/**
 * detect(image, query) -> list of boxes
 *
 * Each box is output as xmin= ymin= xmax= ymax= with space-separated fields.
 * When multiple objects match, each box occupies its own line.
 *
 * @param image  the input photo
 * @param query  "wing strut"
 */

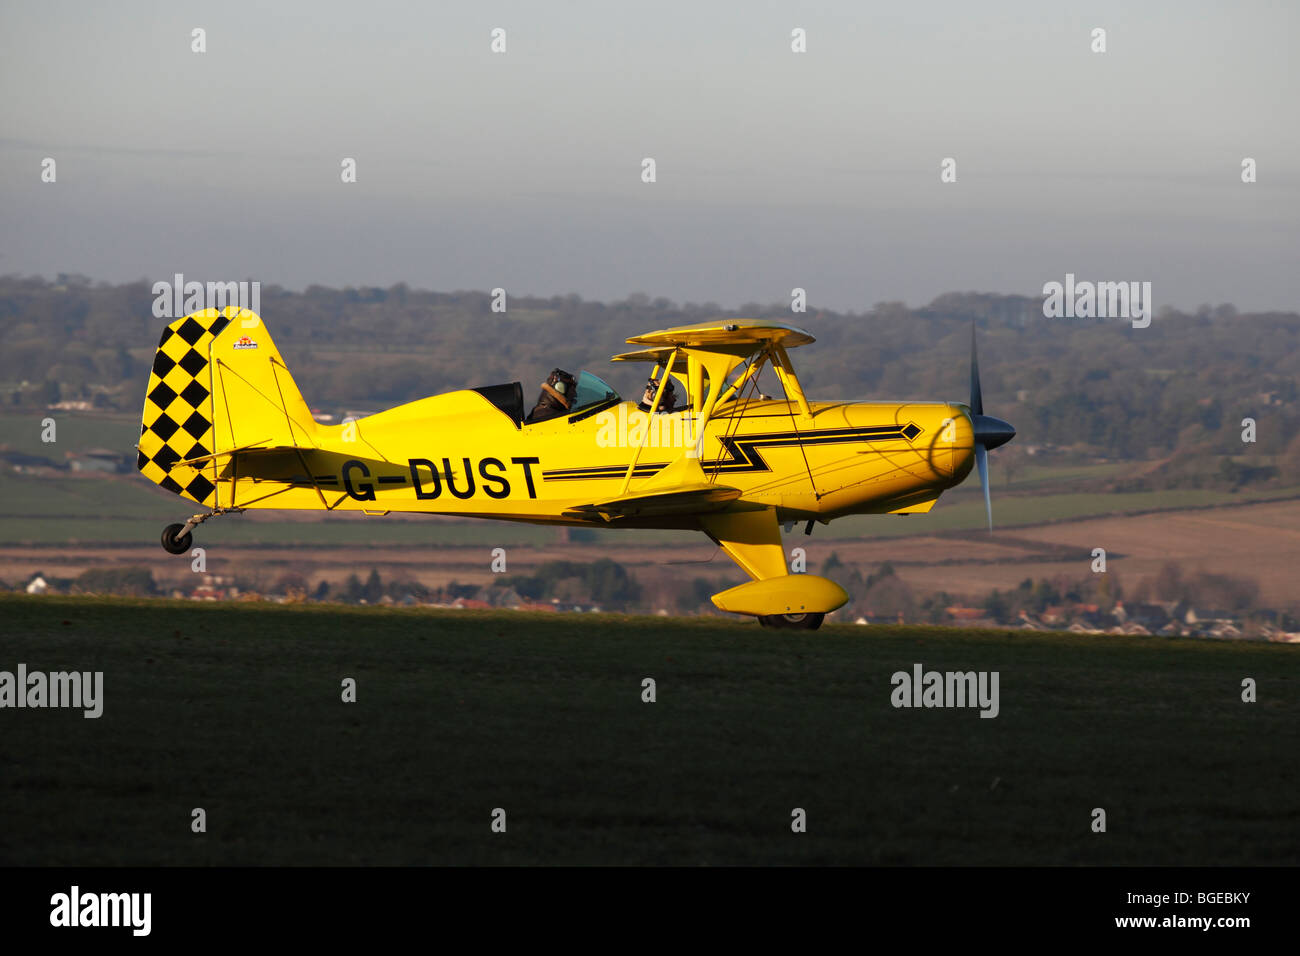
xmin=772 ymin=344 xmax=821 ymax=500
xmin=618 ymin=347 xmax=679 ymax=495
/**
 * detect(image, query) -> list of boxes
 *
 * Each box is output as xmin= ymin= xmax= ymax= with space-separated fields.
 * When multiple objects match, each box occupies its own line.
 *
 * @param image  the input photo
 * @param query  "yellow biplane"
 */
xmin=137 ymin=308 xmax=1014 ymax=629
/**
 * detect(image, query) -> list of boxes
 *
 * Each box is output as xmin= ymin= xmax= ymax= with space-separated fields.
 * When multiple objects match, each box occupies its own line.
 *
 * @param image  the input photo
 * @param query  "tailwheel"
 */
xmin=160 ymin=523 xmax=193 ymax=555
xmin=158 ymin=507 xmax=243 ymax=555
xmin=758 ymin=612 xmax=825 ymax=630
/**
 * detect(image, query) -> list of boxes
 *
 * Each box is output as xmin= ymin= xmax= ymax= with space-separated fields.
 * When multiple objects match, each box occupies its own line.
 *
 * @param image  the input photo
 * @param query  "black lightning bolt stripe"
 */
xmin=542 ymin=422 xmax=922 ymax=481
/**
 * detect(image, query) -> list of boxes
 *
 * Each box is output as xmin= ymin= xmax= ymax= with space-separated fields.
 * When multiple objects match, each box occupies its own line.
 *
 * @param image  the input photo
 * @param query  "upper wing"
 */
xmin=609 ymin=347 xmax=691 ymax=370
xmin=625 ymin=318 xmax=814 ymax=351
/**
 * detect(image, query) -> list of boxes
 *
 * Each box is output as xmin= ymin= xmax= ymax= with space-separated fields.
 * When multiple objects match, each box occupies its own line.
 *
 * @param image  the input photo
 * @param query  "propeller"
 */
xmin=968 ymin=322 xmax=1016 ymax=531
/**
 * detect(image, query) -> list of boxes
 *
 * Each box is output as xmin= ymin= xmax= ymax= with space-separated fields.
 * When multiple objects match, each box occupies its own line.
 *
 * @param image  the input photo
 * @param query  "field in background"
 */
xmin=4 ymin=411 xmax=1299 ymax=546
xmin=1 ymin=595 xmax=1296 ymax=866
xmin=4 ymin=495 xmax=1300 ymax=610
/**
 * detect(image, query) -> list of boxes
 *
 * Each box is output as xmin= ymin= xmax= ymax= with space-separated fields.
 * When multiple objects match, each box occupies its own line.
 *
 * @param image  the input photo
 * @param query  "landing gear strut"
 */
xmin=159 ymin=508 xmax=243 ymax=555
xmin=758 ymin=612 xmax=825 ymax=630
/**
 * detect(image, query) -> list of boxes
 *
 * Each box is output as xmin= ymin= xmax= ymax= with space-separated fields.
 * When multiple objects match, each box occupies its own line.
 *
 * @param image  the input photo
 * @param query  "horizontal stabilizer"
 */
xmin=173 ymin=440 xmax=279 ymax=468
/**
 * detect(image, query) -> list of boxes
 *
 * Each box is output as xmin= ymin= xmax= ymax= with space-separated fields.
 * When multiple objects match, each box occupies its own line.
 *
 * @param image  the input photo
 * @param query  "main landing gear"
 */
xmin=758 ymin=612 xmax=826 ymax=630
xmin=160 ymin=508 xmax=243 ymax=554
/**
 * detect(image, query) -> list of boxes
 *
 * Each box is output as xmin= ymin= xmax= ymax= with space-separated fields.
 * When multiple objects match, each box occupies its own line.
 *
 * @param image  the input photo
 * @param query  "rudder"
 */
xmin=137 ymin=310 xmax=230 ymax=505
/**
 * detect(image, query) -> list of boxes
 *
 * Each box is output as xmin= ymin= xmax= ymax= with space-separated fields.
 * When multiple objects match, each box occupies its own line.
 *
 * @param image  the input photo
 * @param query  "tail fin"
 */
xmin=137 ymin=307 xmax=317 ymax=506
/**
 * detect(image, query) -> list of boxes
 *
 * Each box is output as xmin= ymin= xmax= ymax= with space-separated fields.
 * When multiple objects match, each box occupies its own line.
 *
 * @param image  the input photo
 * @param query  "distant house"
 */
xmin=1 ymin=449 xmax=61 ymax=473
xmin=1120 ymin=602 xmax=1171 ymax=631
xmin=68 ymin=448 xmax=130 ymax=474
xmin=25 ymin=575 xmax=48 ymax=595
xmin=1041 ymin=605 xmax=1067 ymax=625
xmin=1207 ymin=623 xmax=1243 ymax=640
xmin=1074 ymin=606 xmax=1110 ymax=630
xmin=1184 ymin=607 xmax=1236 ymax=626
xmin=451 ymin=598 xmax=492 ymax=610
xmin=490 ymin=587 xmax=524 ymax=609
xmin=942 ymin=607 xmax=997 ymax=627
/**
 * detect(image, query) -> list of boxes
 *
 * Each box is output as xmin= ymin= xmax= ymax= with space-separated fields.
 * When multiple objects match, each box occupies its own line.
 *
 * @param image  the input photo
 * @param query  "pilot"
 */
xmin=525 ymin=368 xmax=578 ymax=423
xmin=638 ymin=377 xmax=677 ymax=413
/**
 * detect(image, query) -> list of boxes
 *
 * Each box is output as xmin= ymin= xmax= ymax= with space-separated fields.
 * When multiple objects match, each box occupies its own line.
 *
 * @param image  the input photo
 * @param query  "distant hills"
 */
xmin=2 ymin=275 xmax=1297 ymax=487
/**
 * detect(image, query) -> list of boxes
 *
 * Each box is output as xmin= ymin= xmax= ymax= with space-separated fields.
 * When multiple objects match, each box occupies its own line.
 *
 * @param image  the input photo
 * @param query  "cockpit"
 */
xmin=472 ymin=371 xmax=621 ymax=428
xmin=567 ymin=371 xmax=621 ymax=417
xmin=471 ymin=345 xmax=788 ymax=430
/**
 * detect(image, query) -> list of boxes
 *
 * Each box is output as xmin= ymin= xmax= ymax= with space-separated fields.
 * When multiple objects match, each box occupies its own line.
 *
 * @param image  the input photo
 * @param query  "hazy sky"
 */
xmin=2 ymin=0 xmax=1297 ymax=311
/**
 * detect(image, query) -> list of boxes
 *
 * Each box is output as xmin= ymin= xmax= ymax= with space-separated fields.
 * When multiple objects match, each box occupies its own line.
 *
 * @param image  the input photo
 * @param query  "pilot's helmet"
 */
xmin=546 ymin=369 xmax=573 ymax=397
xmin=643 ymin=378 xmax=676 ymax=406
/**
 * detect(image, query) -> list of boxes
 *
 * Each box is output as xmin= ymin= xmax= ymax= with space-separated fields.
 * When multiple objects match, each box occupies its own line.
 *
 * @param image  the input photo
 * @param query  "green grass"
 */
xmin=828 ymin=484 xmax=1300 ymax=538
xmin=0 ymin=472 xmax=165 ymax=518
xmin=2 ymin=467 xmax=1297 ymax=548
xmin=0 ymin=514 xmax=573 ymax=548
xmin=0 ymin=410 xmax=140 ymax=458
xmin=1 ymin=595 xmax=1296 ymax=865
xmin=0 ymin=473 xmax=691 ymax=548
xmin=1000 ymin=461 xmax=1130 ymax=490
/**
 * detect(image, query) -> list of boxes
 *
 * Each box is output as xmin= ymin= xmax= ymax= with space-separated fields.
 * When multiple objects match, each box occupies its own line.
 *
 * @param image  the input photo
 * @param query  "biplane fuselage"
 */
xmin=232 ymin=393 xmax=976 ymax=528
xmin=138 ymin=309 xmax=1010 ymax=627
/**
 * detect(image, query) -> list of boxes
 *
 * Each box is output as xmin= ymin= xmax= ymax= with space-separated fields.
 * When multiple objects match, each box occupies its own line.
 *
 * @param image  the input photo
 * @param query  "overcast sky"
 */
xmin=1 ymin=0 xmax=1297 ymax=312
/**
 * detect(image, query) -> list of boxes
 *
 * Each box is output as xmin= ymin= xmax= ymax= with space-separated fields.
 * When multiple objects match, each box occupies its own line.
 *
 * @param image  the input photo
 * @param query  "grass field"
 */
xmin=0 ymin=410 xmax=140 ymax=458
xmin=4 ymin=467 xmax=1299 ymax=549
xmin=1 ymin=595 xmax=1296 ymax=866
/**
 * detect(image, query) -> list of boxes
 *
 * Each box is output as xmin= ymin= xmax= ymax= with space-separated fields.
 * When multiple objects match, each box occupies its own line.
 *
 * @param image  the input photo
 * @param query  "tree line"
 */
xmin=3 ymin=275 xmax=1298 ymax=478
